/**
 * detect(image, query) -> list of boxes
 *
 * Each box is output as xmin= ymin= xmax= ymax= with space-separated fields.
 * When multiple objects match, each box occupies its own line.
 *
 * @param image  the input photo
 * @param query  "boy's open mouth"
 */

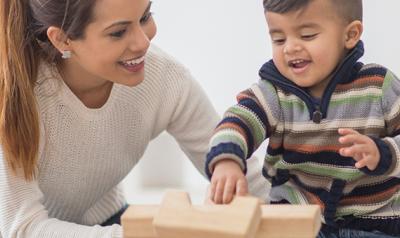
xmin=288 ymin=59 xmax=311 ymax=68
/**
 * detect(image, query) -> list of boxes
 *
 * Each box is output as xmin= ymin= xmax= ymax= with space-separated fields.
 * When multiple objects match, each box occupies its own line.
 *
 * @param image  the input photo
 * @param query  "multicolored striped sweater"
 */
xmin=206 ymin=41 xmax=400 ymax=234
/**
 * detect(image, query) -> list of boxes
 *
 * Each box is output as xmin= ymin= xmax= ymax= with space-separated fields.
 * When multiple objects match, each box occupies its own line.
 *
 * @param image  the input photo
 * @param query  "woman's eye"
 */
xmin=140 ymin=12 xmax=153 ymax=24
xmin=110 ymin=29 xmax=127 ymax=38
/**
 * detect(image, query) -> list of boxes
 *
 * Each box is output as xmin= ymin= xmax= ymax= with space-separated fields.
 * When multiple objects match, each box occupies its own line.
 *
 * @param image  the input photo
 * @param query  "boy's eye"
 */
xmin=140 ymin=12 xmax=153 ymax=24
xmin=301 ymin=33 xmax=318 ymax=40
xmin=110 ymin=29 xmax=126 ymax=38
xmin=272 ymin=39 xmax=285 ymax=45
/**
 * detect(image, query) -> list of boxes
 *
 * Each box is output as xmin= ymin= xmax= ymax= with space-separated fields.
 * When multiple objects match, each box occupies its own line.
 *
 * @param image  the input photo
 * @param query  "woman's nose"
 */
xmin=128 ymin=26 xmax=151 ymax=53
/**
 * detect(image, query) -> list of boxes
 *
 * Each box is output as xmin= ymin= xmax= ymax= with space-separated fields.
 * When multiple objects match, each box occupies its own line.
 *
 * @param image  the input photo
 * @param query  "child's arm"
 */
xmin=206 ymin=81 xmax=280 ymax=204
xmin=339 ymin=69 xmax=400 ymax=176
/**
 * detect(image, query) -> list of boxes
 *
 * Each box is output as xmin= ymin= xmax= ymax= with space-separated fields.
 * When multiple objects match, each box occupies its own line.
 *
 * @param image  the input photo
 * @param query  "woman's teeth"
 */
xmin=121 ymin=56 xmax=145 ymax=66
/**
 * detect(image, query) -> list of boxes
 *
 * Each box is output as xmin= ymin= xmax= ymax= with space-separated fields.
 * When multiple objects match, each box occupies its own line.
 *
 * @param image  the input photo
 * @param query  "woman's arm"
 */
xmin=0 ymin=129 xmax=122 ymax=238
xmin=166 ymin=70 xmax=219 ymax=178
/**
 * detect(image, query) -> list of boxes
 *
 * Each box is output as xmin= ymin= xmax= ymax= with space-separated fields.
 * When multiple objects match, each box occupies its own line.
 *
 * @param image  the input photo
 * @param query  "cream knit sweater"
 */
xmin=0 ymin=44 xmax=268 ymax=238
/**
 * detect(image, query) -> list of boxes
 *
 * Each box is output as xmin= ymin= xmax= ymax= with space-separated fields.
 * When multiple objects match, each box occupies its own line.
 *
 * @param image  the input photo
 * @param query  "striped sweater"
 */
xmin=206 ymin=41 xmax=400 ymax=234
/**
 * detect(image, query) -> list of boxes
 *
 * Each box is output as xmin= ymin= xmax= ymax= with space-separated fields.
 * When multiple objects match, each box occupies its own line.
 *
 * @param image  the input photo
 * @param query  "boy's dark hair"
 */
xmin=263 ymin=0 xmax=363 ymax=22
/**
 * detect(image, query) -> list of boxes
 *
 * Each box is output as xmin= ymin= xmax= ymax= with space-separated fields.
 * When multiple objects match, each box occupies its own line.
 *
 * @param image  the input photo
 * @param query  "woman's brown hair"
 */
xmin=0 ymin=0 xmax=94 ymax=181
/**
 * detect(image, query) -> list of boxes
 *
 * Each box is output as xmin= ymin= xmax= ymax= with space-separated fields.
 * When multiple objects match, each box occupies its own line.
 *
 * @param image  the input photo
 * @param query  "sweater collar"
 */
xmin=258 ymin=41 xmax=364 ymax=123
xmin=259 ymin=40 xmax=364 ymax=92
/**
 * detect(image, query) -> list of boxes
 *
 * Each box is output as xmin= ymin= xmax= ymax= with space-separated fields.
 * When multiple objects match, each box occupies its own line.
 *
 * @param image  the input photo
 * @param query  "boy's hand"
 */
xmin=209 ymin=159 xmax=248 ymax=204
xmin=338 ymin=128 xmax=380 ymax=171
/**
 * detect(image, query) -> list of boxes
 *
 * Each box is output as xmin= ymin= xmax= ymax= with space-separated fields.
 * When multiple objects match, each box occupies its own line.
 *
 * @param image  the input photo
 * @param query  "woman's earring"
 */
xmin=62 ymin=50 xmax=71 ymax=59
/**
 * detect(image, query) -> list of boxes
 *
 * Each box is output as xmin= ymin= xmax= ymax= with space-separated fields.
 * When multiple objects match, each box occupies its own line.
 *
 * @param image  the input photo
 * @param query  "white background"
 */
xmin=122 ymin=0 xmax=400 ymax=204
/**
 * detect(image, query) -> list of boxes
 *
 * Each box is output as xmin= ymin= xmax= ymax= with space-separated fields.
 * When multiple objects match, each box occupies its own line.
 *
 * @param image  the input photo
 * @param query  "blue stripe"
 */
xmin=205 ymin=142 xmax=247 ymax=179
xmin=283 ymin=150 xmax=356 ymax=167
xmin=218 ymin=117 xmax=254 ymax=158
xmin=358 ymin=66 xmax=387 ymax=78
xmin=238 ymin=97 xmax=269 ymax=135
xmin=345 ymin=177 xmax=400 ymax=197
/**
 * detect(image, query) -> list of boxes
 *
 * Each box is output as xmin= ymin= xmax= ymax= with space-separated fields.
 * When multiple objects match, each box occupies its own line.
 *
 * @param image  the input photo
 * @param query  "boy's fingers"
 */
xmin=340 ymin=144 xmax=369 ymax=159
xmin=223 ymin=179 xmax=235 ymax=204
xmin=236 ymin=178 xmax=248 ymax=196
xmin=338 ymin=128 xmax=359 ymax=135
xmin=214 ymin=179 xmax=225 ymax=204
xmin=355 ymin=159 xmax=368 ymax=169
xmin=209 ymin=180 xmax=217 ymax=200
xmin=339 ymin=134 xmax=366 ymax=145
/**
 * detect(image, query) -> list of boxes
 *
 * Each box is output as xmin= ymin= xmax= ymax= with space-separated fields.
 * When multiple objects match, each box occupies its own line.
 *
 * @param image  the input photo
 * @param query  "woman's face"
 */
xmin=67 ymin=0 xmax=156 ymax=87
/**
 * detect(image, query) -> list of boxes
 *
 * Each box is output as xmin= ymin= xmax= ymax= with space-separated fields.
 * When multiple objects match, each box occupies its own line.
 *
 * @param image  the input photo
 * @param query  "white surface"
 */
xmin=122 ymin=0 xmax=400 ymax=204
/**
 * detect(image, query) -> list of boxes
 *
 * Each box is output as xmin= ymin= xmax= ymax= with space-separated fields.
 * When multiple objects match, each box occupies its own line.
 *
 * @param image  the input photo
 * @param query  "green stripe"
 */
xmin=382 ymin=70 xmax=395 ymax=92
xmin=228 ymin=106 xmax=266 ymax=147
xmin=280 ymin=99 xmax=307 ymax=110
xmin=330 ymin=94 xmax=381 ymax=107
xmin=274 ymin=161 xmax=364 ymax=181
xmin=212 ymin=131 xmax=248 ymax=157
xmin=284 ymin=185 xmax=301 ymax=204
xmin=265 ymin=155 xmax=282 ymax=165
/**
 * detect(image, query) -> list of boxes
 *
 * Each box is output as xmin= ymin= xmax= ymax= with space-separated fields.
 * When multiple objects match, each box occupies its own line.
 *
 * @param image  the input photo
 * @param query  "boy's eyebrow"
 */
xmin=269 ymin=28 xmax=283 ymax=35
xmin=103 ymin=1 xmax=152 ymax=31
xmin=296 ymin=22 xmax=320 ymax=30
xmin=269 ymin=22 xmax=320 ymax=34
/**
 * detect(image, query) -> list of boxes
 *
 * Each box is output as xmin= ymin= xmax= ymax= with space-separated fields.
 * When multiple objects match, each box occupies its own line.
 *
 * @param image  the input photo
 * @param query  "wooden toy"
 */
xmin=122 ymin=190 xmax=321 ymax=238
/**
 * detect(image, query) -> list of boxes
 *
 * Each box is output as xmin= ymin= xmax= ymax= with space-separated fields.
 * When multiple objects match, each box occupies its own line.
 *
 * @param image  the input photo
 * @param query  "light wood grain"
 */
xmin=122 ymin=190 xmax=321 ymax=238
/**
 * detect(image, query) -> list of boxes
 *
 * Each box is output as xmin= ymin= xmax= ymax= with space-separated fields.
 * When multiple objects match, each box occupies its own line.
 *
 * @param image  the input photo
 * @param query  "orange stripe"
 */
xmin=215 ymin=122 xmax=248 ymax=143
xmin=340 ymin=184 xmax=400 ymax=205
xmin=284 ymin=144 xmax=341 ymax=153
xmin=236 ymin=92 xmax=254 ymax=101
xmin=336 ymin=76 xmax=384 ymax=91
xmin=268 ymin=141 xmax=283 ymax=150
xmin=303 ymin=189 xmax=325 ymax=210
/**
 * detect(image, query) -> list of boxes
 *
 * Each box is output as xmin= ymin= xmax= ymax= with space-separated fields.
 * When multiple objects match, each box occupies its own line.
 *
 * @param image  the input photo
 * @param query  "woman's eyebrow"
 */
xmin=103 ymin=1 xmax=153 ymax=31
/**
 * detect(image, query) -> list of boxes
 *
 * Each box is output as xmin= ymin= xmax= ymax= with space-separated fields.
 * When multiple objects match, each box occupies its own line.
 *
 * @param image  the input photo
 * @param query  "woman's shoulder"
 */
xmin=145 ymin=44 xmax=191 ymax=81
xmin=34 ymin=60 xmax=63 ymax=99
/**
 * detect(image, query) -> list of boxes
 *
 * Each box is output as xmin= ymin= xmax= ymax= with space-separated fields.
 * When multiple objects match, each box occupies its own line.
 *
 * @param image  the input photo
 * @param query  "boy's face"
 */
xmin=265 ymin=0 xmax=351 ymax=97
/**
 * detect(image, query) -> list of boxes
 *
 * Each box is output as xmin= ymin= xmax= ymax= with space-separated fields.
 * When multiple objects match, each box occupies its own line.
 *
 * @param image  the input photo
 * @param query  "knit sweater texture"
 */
xmin=206 ymin=41 xmax=400 ymax=234
xmin=0 ymin=44 xmax=221 ymax=238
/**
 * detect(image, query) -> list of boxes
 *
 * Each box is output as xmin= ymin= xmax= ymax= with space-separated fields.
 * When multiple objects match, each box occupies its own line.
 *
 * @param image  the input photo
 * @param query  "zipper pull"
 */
xmin=312 ymin=108 xmax=322 ymax=123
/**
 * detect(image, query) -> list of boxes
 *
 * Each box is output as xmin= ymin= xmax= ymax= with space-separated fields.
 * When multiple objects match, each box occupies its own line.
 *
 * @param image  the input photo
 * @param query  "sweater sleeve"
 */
xmin=0 ymin=124 xmax=122 ymax=238
xmin=205 ymin=80 xmax=280 ymax=179
xmin=165 ymin=66 xmax=220 ymax=178
xmin=374 ymin=69 xmax=400 ymax=177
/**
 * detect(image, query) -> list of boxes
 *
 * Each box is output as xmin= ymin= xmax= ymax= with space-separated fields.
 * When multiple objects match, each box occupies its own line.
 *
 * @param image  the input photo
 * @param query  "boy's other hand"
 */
xmin=338 ymin=128 xmax=380 ymax=171
xmin=209 ymin=159 xmax=248 ymax=204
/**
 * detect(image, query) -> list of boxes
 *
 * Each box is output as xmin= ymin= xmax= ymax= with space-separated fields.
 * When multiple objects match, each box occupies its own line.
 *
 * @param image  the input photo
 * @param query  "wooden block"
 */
xmin=121 ymin=190 xmax=321 ymax=238
xmin=121 ymin=205 xmax=158 ymax=238
xmin=152 ymin=190 xmax=262 ymax=238
xmin=256 ymin=205 xmax=321 ymax=238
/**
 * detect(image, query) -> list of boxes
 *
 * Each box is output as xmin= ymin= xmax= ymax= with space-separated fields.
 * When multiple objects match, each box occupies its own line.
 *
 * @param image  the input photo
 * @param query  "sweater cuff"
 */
xmin=359 ymin=137 xmax=392 ymax=176
xmin=205 ymin=142 xmax=247 ymax=180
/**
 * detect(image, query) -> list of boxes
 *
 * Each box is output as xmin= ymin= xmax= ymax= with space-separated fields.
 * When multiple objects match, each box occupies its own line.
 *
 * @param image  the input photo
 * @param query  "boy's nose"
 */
xmin=283 ymin=42 xmax=302 ymax=55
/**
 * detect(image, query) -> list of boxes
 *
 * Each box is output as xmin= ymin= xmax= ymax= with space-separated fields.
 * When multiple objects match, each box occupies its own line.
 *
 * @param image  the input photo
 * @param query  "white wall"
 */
xmin=122 ymin=0 xmax=400 ymax=204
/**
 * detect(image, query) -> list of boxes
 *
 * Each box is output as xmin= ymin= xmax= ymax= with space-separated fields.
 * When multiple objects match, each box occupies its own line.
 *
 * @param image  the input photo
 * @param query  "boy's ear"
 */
xmin=344 ymin=20 xmax=363 ymax=49
xmin=46 ymin=26 xmax=72 ymax=54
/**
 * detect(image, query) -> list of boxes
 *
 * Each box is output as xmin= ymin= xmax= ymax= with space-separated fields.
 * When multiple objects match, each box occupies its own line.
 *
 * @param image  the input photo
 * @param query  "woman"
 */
xmin=0 ymin=0 xmax=267 ymax=237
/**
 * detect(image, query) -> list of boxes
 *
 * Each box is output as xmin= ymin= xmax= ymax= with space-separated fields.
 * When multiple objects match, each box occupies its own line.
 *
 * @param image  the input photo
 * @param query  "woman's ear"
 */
xmin=344 ymin=20 xmax=363 ymax=49
xmin=46 ymin=26 xmax=71 ymax=55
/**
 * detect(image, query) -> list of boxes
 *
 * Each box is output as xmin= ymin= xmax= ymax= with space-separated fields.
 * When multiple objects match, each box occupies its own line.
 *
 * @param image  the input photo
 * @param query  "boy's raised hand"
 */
xmin=338 ymin=128 xmax=380 ymax=171
xmin=209 ymin=159 xmax=248 ymax=204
